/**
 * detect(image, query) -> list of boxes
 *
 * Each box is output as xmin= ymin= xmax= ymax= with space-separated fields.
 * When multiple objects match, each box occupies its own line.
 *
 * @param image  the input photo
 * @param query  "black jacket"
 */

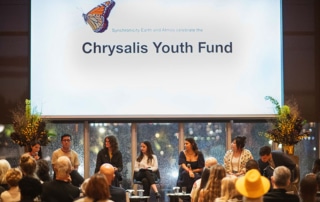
xmin=94 ymin=148 xmax=123 ymax=173
xmin=263 ymin=188 xmax=300 ymax=202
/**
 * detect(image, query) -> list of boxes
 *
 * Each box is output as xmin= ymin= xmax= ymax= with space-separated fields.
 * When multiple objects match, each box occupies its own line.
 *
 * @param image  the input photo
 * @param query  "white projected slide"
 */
xmin=31 ymin=0 xmax=283 ymax=119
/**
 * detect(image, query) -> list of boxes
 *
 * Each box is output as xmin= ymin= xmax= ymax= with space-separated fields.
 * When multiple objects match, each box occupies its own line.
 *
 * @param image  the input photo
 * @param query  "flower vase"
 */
xmin=283 ymin=145 xmax=294 ymax=155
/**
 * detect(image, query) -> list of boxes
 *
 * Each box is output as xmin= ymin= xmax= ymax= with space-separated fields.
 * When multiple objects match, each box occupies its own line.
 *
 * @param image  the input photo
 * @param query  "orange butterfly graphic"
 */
xmin=83 ymin=0 xmax=116 ymax=33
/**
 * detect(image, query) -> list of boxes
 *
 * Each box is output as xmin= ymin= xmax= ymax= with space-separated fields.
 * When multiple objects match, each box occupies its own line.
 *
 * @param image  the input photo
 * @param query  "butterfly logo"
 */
xmin=83 ymin=0 xmax=116 ymax=33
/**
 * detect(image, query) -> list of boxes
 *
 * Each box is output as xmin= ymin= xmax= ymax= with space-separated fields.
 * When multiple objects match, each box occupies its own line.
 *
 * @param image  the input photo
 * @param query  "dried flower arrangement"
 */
xmin=10 ymin=99 xmax=55 ymax=146
xmin=264 ymin=96 xmax=310 ymax=146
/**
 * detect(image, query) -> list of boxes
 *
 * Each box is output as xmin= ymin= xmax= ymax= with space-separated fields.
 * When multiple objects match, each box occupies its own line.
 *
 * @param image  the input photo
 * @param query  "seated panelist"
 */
xmin=134 ymin=141 xmax=161 ymax=199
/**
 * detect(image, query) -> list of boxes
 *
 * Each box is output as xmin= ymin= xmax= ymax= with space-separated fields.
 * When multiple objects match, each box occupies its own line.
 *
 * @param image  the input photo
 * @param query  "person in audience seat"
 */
xmin=0 ymin=159 xmax=11 ymax=191
xmin=41 ymin=156 xmax=80 ymax=202
xmin=235 ymin=169 xmax=270 ymax=202
xmin=19 ymin=176 xmax=42 ymax=202
xmin=299 ymin=173 xmax=317 ymax=202
xmin=74 ymin=173 xmax=113 ymax=202
xmin=198 ymin=164 xmax=226 ymax=202
xmin=263 ymin=166 xmax=299 ymax=202
xmin=100 ymin=163 xmax=126 ymax=202
xmin=190 ymin=157 xmax=217 ymax=202
xmin=215 ymin=175 xmax=240 ymax=202
xmin=0 ymin=168 xmax=22 ymax=202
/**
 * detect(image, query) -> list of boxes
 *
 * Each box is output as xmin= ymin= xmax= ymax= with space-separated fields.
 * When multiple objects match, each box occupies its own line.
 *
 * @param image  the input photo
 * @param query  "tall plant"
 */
xmin=264 ymin=96 xmax=310 ymax=145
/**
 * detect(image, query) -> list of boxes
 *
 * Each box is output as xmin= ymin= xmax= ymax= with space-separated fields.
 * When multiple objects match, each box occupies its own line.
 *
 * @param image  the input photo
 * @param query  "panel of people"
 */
xmin=1 ymin=134 xmax=318 ymax=202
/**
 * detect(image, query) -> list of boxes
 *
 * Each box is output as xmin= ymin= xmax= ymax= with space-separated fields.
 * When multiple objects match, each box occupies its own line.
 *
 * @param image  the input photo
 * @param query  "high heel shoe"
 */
xmin=155 ymin=192 xmax=161 ymax=198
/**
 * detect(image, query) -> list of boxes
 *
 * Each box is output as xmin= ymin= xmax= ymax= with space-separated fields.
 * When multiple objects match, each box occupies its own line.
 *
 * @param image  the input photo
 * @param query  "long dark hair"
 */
xmin=194 ymin=168 xmax=210 ymax=201
xmin=185 ymin=137 xmax=200 ymax=155
xmin=104 ymin=135 xmax=119 ymax=153
xmin=36 ymin=159 xmax=51 ymax=182
xmin=137 ymin=141 xmax=154 ymax=164
xmin=232 ymin=136 xmax=246 ymax=150
xmin=28 ymin=140 xmax=42 ymax=159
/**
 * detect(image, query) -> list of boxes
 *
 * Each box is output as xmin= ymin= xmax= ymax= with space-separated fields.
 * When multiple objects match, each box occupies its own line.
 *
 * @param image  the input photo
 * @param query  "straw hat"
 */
xmin=235 ymin=169 xmax=270 ymax=198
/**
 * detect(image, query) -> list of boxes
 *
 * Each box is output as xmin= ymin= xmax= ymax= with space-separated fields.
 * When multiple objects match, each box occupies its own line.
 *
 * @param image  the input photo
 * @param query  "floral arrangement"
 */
xmin=10 ymin=99 xmax=55 ymax=146
xmin=264 ymin=96 xmax=310 ymax=146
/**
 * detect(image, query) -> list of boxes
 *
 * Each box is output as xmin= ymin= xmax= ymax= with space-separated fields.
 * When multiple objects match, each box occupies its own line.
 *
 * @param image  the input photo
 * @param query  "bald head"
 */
xmin=99 ymin=163 xmax=114 ymax=184
xmin=205 ymin=157 xmax=217 ymax=168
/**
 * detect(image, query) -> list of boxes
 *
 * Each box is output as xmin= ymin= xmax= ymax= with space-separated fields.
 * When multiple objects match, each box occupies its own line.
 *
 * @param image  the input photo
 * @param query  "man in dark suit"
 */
xmin=263 ymin=166 xmax=299 ymax=202
xmin=100 ymin=163 xmax=126 ymax=202
xmin=258 ymin=146 xmax=296 ymax=182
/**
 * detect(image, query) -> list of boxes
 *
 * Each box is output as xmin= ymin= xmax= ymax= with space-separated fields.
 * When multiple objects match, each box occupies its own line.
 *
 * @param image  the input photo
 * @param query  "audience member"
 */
xmin=191 ymin=167 xmax=210 ymax=202
xmin=315 ymin=172 xmax=320 ymax=202
xmin=258 ymin=146 xmax=296 ymax=181
xmin=100 ymin=163 xmax=126 ymax=202
xmin=245 ymin=159 xmax=259 ymax=172
xmin=26 ymin=140 xmax=41 ymax=160
xmin=79 ymin=178 xmax=90 ymax=197
xmin=0 ymin=168 xmax=22 ymax=202
xmin=95 ymin=135 xmax=123 ymax=187
xmin=190 ymin=157 xmax=217 ymax=202
xmin=19 ymin=153 xmax=38 ymax=179
xmin=299 ymin=174 xmax=317 ymax=202
xmin=75 ymin=173 xmax=113 ymax=202
xmin=36 ymin=159 xmax=52 ymax=182
xmin=235 ymin=169 xmax=270 ymax=202
xmin=198 ymin=164 xmax=226 ymax=202
xmin=224 ymin=136 xmax=253 ymax=177
xmin=312 ymin=159 xmax=320 ymax=174
xmin=134 ymin=140 xmax=160 ymax=198
xmin=263 ymin=166 xmax=299 ymax=202
xmin=51 ymin=133 xmax=84 ymax=187
xmin=19 ymin=176 xmax=42 ymax=202
xmin=215 ymin=175 xmax=240 ymax=202
xmin=41 ymin=156 xmax=80 ymax=202
xmin=0 ymin=159 xmax=11 ymax=191
xmin=177 ymin=137 xmax=205 ymax=196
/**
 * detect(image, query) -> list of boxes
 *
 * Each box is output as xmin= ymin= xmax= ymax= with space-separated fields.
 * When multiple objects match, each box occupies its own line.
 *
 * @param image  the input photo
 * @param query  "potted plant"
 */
xmin=10 ymin=99 xmax=55 ymax=149
xmin=264 ymin=96 xmax=310 ymax=154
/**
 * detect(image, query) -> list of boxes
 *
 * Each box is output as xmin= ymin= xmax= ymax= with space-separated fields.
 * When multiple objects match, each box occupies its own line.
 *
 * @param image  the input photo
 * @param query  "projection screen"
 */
xmin=30 ymin=0 xmax=283 ymax=119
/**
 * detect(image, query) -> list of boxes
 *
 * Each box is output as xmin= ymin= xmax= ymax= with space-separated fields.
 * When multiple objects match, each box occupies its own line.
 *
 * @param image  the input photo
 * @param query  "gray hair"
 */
xmin=0 ymin=159 xmax=11 ymax=184
xmin=55 ymin=156 xmax=72 ymax=177
xmin=273 ymin=166 xmax=291 ymax=187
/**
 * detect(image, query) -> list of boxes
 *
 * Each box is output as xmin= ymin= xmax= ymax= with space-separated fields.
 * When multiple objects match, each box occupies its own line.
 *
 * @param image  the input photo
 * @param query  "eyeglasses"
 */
xmin=62 ymin=139 xmax=71 ymax=142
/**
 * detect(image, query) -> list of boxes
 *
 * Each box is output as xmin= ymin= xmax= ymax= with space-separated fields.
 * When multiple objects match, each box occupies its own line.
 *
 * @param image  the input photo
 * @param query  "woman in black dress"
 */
xmin=177 ymin=137 xmax=205 ymax=195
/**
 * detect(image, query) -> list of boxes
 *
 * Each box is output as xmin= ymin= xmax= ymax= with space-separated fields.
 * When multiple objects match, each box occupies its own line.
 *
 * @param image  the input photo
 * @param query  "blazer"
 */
xmin=258 ymin=151 xmax=296 ymax=180
xmin=95 ymin=148 xmax=123 ymax=173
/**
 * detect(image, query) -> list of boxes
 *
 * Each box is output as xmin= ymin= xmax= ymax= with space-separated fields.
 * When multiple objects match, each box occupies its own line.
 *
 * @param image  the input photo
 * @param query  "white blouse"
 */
xmin=134 ymin=154 xmax=158 ymax=172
